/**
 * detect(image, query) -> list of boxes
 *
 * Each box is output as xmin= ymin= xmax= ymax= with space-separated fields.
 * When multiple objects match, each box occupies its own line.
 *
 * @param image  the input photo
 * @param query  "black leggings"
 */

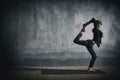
xmin=73 ymin=32 xmax=97 ymax=68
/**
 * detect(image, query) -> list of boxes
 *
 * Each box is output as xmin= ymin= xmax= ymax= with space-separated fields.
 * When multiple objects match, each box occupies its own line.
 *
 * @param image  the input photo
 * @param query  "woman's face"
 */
xmin=98 ymin=23 xmax=102 ymax=29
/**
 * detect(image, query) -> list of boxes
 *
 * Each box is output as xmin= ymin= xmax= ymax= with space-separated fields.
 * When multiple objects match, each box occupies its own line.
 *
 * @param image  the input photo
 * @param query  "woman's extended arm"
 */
xmin=81 ymin=18 xmax=95 ymax=32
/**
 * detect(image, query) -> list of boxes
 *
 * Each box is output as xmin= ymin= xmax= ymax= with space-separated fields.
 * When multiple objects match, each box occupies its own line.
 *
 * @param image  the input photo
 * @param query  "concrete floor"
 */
xmin=2 ymin=66 xmax=120 ymax=80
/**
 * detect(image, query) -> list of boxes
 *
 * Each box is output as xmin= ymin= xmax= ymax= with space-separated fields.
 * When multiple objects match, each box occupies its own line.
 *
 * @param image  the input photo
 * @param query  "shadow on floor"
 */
xmin=41 ymin=69 xmax=106 ymax=75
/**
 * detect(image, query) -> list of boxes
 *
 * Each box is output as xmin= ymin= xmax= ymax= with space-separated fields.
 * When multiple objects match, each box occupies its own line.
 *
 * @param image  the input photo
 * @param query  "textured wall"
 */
xmin=1 ymin=0 xmax=120 ymax=67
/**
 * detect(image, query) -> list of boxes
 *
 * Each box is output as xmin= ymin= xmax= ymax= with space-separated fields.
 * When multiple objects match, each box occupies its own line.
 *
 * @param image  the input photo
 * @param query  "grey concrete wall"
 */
xmin=1 ymin=0 xmax=120 ymax=67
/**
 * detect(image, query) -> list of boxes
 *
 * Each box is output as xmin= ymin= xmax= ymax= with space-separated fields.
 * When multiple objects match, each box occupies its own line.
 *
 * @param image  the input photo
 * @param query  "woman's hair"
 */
xmin=97 ymin=20 xmax=102 ymax=25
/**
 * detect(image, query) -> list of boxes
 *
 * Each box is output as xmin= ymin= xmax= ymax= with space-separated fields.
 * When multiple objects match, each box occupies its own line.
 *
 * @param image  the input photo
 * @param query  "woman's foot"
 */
xmin=88 ymin=67 xmax=96 ymax=72
xmin=80 ymin=28 xmax=85 ymax=34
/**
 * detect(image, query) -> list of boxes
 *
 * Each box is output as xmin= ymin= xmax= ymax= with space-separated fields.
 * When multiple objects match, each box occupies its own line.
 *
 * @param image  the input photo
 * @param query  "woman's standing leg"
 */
xmin=86 ymin=47 xmax=97 ymax=71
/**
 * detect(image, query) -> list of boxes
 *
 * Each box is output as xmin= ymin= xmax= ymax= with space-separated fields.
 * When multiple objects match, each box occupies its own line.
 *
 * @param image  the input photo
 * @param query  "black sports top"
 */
xmin=90 ymin=18 xmax=103 ymax=47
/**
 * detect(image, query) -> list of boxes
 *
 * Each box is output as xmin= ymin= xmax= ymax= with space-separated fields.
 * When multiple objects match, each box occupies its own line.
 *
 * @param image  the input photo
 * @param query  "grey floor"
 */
xmin=3 ymin=66 xmax=120 ymax=80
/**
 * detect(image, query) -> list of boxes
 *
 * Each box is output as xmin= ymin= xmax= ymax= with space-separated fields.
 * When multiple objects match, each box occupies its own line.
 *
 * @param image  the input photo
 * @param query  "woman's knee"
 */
xmin=73 ymin=39 xmax=78 ymax=43
xmin=92 ymin=54 xmax=97 ymax=60
xmin=74 ymin=40 xmax=86 ymax=46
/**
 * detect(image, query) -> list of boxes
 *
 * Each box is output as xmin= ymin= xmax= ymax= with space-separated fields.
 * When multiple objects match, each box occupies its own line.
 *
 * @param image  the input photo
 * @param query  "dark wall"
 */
xmin=0 ymin=0 xmax=120 ymax=67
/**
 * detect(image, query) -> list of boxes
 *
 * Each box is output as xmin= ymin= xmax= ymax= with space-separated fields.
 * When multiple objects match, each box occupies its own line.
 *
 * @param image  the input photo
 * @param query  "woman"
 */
xmin=73 ymin=18 xmax=103 ymax=72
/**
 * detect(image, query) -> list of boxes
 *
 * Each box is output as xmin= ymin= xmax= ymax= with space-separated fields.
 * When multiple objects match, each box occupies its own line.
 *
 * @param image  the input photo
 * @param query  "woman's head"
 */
xmin=97 ymin=20 xmax=102 ymax=29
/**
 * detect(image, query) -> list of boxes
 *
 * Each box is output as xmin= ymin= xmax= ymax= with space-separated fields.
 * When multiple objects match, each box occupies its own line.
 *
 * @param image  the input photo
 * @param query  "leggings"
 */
xmin=73 ymin=32 xmax=97 ymax=68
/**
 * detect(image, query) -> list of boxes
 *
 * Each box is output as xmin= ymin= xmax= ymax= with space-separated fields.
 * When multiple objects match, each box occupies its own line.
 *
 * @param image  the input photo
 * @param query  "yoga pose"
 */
xmin=73 ymin=18 xmax=103 ymax=72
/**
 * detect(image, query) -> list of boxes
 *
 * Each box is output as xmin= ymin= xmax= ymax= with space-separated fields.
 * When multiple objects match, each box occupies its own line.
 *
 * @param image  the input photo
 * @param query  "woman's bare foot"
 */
xmin=80 ymin=28 xmax=85 ymax=34
xmin=88 ymin=67 xmax=96 ymax=72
